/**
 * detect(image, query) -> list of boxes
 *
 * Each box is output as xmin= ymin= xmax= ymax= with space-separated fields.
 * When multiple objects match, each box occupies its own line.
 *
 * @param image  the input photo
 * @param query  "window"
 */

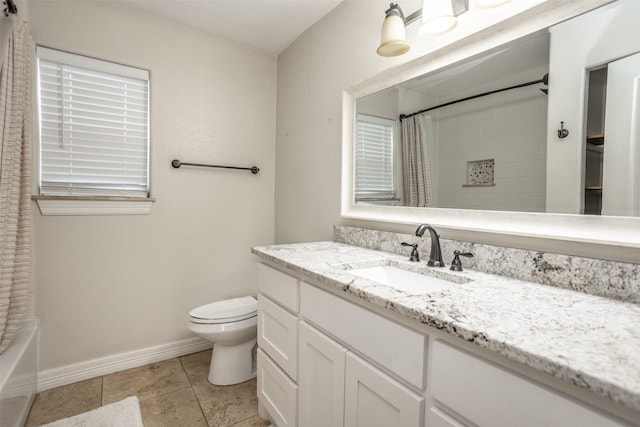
xmin=36 ymin=47 xmax=150 ymax=199
xmin=354 ymin=114 xmax=396 ymax=201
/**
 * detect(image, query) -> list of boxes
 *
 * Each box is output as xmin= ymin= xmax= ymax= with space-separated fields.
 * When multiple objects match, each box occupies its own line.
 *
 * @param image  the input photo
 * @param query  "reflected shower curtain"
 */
xmin=0 ymin=16 xmax=33 ymax=354
xmin=401 ymin=115 xmax=433 ymax=207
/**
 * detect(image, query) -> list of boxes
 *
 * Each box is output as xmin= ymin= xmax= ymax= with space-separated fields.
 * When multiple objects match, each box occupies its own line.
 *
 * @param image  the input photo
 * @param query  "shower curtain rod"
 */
xmin=3 ymin=0 xmax=17 ymax=16
xmin=399 ymin=75 xmax=547 ymax=121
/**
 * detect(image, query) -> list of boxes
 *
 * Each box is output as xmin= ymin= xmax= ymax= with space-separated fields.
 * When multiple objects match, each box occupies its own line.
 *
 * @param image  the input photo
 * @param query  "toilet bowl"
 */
xmin=188 ymin=295 xmax=258 ymax=386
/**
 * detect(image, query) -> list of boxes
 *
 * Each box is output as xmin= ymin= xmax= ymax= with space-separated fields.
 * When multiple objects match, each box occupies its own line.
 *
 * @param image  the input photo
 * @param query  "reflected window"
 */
xmin=354 ymin=114 xmax=396 ymax=202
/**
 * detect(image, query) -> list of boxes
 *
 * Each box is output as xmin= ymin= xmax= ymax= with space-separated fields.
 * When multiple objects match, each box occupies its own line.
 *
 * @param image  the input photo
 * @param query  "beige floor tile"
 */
xmin=230 ymin=415 xmax=272 ymax=427
xmin=139 ymin=387 xmax=208 ymax=427
xmin=180 ymin=349 xmax=212 ymax=386
xmin=24 ymin=351 xmax=264 ymax=427
xmin=25 ymin=377 xmax=102 ymax=426
xmin=194 ymin=378 xmax=260 ymax=427
xmin=102 ymin=358 xmax=191 ymax=404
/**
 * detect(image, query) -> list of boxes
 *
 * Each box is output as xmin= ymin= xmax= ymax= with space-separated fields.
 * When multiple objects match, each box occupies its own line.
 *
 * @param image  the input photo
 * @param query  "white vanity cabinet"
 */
xmin=299 ymin=282 xmax=427 ymax=389
xmin=256 ymin=262 xmax=633 ymax=427
xmin=298 ymin=282 xmax=425 ymax=427
xmin=257 ymin=263 xmax=426 ymax=427
xmin=256 ymin=264 xmax=300 ymax=427
xmin=298 ymin=320 xmax=424 ymax=427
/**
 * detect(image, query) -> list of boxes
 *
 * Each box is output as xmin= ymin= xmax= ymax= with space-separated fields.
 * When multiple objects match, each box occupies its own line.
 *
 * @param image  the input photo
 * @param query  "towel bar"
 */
xmin=171 ymin=159 xmax=259 ymax=174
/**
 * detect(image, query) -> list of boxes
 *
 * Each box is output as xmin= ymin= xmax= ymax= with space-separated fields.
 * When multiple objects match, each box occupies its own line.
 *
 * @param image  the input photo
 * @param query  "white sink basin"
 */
xmin=349 ymin=265 xmax=456 ymax=293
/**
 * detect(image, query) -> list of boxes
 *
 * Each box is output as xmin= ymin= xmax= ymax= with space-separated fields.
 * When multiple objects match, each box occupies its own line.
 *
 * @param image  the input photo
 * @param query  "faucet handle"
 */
xmin=450 ymin=250 xmax=473 ymax=271
xmin=401 ymin=242 xmax=420 ymax=262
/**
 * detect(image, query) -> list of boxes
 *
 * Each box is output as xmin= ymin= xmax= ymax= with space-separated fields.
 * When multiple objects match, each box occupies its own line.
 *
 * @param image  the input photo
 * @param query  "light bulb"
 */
xmin=418 ymin=0 xmax=458 ymax=37
xmin=475 ymin=0 xmax=512 ymax=8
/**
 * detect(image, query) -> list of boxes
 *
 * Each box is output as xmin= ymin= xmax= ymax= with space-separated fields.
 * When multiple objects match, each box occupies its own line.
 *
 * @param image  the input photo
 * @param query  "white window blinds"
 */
xmin=37 ymin=47 xmax=150 ymax=197
xmin=354 ymin=114 xmax=396 ymax=200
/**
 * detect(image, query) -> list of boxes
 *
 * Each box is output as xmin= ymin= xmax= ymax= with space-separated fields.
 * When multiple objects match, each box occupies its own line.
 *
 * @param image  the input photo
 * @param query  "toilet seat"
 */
xmin=189 ymin=296 xmax=257 ymax=324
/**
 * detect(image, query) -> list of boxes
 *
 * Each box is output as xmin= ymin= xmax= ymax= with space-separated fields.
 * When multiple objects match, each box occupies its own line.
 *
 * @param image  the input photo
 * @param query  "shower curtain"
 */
xmin=0 ymin=16 xmax=33 ymax=354
xmin=401 ymin=115 xmax=433 ymax=207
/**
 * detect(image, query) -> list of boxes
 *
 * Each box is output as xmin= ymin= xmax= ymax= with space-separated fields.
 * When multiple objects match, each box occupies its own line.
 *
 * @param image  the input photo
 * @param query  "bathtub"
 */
xmin=0 ymin=320 xmax=37 ymax=427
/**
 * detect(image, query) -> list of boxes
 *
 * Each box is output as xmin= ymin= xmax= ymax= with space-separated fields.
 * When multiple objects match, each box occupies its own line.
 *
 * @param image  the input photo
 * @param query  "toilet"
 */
xmin=188 ymin=295 xmax=258 ymax=386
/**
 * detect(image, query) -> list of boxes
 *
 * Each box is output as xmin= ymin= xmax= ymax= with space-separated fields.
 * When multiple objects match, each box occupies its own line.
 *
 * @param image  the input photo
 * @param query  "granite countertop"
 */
xmin=252 ymin=241 xmax=640 ymax=413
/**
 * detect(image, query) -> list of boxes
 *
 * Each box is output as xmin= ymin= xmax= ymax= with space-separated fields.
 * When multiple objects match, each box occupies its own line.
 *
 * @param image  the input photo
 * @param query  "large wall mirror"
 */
xmin=342 ymin=0 xmax=640 ymax=259
xmin=356 ymin=33 xmax=550 ymax=213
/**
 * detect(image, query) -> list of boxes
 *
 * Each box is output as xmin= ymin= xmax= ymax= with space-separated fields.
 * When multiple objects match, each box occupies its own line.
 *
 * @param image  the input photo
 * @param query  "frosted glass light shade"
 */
xmin=418 ymin=0 xmax=458 ymax=36
xmin=377 ymin=13 xmax=410 ymax=57
xmin=475 ymin=0 xmax=511 ymax=7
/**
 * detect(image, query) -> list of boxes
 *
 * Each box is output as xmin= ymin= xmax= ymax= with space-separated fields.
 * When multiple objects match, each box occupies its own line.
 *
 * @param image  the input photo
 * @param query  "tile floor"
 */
xmin=25 ymin=350 xmax=271 ymax=427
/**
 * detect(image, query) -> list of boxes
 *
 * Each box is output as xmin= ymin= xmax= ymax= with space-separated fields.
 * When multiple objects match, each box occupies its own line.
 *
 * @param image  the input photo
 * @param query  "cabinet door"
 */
xmin=298 ymin=322 xmax=346 ymax=427
xmin=344 ymin=353 xmax=424 ymax=427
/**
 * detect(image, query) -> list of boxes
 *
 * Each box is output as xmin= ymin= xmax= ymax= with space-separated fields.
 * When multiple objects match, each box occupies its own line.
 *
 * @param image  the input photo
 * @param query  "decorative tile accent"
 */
xmin=466 ymin=158 xmax=495 ymax=186
xmin=333 ymin=225 xmax=640 ymax=304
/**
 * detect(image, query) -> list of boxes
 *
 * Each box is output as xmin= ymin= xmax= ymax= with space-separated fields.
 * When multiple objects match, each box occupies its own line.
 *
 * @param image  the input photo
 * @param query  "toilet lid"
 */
xmin=189 ymin=296 xmax=257 ymax=323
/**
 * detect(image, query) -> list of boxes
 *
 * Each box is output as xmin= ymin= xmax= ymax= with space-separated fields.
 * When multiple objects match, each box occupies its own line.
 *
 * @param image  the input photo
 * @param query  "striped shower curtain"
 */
xmin=401 ymin=115 xmax=433 ymax=207
xmin=0 ymin=16 xmax=33 ymax=354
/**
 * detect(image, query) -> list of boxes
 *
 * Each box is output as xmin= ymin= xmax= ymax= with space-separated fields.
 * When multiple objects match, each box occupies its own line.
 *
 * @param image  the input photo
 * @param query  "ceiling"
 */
xmin=113 ymin=0 xmax=343 ymax=55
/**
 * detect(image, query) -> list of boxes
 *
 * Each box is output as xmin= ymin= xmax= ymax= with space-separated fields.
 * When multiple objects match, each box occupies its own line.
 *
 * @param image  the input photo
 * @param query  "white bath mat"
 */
xmin=40 ymin=396 xmax=144 ymax=427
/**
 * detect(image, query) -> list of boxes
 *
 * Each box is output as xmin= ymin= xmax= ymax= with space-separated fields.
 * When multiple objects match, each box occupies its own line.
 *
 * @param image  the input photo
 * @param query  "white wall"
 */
xmin=28 ymin=0 xmax=276 ymax=375
xmin=602 ymin=53 xmax=640 ymax=216
xmin=357 ymin=88 xmax=397 ymax=119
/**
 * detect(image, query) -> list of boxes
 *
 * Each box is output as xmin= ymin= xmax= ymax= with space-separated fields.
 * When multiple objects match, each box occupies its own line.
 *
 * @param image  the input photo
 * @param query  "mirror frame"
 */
xmin=342 ymin=0 xmax=640 ymax=262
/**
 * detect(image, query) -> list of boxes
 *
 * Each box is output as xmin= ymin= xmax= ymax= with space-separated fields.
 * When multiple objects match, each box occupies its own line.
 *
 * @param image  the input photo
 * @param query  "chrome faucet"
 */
xmin=415 ymin=224 xmax=444 ymax=267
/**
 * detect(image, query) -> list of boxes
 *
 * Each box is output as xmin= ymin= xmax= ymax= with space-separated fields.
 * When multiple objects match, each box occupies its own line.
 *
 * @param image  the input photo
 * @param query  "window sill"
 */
xmin=32 ymin=196 xmax=155 ymax=216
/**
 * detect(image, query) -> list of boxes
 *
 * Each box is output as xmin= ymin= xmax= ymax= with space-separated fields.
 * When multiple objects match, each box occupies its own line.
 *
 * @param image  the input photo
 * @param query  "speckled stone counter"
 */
xmin=334 ymin=225 xmax=640 ymax=303
xmin=252 ymin=241 xmax=640 ymax=413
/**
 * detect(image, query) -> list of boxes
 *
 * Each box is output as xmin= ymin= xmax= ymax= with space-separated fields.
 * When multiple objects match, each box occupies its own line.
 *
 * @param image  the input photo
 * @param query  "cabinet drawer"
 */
xmin=257 ymin=349 xmax=298 ymax=427
xmin=258 ymin=264 xmax=299 ymax=312
xmin=428 ymin=407 xmax=466 ymax=427
xmin=430 ymin=340 xmax=627 ymax=427
xmin=300 ymin=282 xmax=426 ymax=389
xmin=258 ymin=295 xmax=298 ymax=380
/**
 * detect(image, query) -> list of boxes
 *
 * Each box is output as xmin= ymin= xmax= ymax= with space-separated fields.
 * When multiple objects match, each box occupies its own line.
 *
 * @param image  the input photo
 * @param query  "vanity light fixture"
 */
xmin=377 ymin=0 xmax=469 ymax=57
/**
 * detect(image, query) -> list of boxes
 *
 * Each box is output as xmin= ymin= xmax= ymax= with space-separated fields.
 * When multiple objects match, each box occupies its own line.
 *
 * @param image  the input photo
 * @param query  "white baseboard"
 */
xmin=37 ymin=337 xmax=212 ymax=392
